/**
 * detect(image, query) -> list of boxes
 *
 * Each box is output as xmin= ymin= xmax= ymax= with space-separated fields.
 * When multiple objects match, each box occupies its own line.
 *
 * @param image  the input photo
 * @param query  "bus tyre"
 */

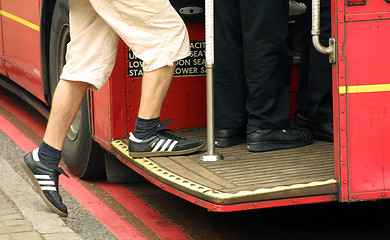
xmin=49 ymin=0 xmax=105 ymax=179
xmin=62 ymin=96 xmax=106 ymax=179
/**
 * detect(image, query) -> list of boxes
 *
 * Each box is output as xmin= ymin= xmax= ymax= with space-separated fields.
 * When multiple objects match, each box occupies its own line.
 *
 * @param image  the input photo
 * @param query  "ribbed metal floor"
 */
xmin=112 ymin=128 xmax=337 ymax=205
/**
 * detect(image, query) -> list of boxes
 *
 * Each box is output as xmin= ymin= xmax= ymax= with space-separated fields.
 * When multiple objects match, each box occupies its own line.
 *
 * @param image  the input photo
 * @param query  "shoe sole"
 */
xmin=20 ymin=158 xmax=68 ymax=217
xmin=247 ymin=138 xmax=313 ymax=152
xmin=215 ymin=137 xmax=246 ymax=148
xmin=312 ymin=131 xmax=333 ymax=142
xmin=129 ymin=142 xmax=206 ymax=158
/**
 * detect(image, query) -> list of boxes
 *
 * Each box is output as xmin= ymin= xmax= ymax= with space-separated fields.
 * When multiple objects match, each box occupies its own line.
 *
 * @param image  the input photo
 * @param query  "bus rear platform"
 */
xmin=111 ymin=128 xmax=337 ymax=212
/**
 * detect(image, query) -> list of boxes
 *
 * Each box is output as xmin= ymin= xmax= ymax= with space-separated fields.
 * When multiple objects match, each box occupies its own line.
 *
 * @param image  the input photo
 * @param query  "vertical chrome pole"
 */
xmin=200 ymin=0 xmax=223 ymax=162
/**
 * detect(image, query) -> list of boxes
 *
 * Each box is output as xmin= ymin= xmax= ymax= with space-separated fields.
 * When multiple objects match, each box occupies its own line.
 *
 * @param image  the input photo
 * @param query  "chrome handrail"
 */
xmin=312 ymin=0 xmax=336 ymax=63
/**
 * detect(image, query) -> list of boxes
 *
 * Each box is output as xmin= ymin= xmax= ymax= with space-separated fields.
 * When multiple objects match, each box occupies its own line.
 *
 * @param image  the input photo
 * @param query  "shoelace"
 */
xmin=55 ymin=167 xmax=70 ymax=178
xmin=156 ymin=130 xmax=183 ymax=141
xmin=154 ymin=118 xmax=184 ymax=141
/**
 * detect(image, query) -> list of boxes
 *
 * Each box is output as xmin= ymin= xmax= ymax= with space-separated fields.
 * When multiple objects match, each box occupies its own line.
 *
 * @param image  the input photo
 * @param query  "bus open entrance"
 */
xmin=99 ymin=0 xmax=390 ymax=211
xmin=99 ymin=0 xmax=339 ymax=212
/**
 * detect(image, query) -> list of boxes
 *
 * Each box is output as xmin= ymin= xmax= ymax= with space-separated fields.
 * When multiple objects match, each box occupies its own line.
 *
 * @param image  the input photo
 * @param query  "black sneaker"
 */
xmin=21 ymin=149 xmax=69 ymax=217
xmin=215 ymin=128 xmax=246 ymax=148
xmin=247 ymin=126 xmax=313 ymax=152
xmin=128 ymin=119 xmax=205 ymax=157
xmin=295 ymin=113 xmax=334 ymax=142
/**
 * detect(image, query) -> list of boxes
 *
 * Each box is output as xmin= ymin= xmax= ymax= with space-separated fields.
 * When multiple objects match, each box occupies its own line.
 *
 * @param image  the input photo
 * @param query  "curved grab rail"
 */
xmin=312 ymin=0 xmax=336 ymax=63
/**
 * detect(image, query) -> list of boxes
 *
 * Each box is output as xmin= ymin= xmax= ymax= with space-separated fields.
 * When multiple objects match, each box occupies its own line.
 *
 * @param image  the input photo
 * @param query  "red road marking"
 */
xmin=99 ymin=182 xmax=190 ymax=240
xmin=0 ymin=91 xmax=46 ymax=136
xmin=0 ymin=104 xmax=146 ymax=239
xmin=0 ymin=114 xmax=37 ymax=153
xmin=0 ymin=89 xmax=190 ymax=239
xmin=60 ymin=172 xmax=147 ymax=240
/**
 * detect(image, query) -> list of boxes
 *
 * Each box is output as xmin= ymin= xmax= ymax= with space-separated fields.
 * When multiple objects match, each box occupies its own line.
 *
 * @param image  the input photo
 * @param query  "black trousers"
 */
xmin=295 ymin=0 xmax=333 ymax=123
xmin=214 ymin=0 xmax=292 ymax=130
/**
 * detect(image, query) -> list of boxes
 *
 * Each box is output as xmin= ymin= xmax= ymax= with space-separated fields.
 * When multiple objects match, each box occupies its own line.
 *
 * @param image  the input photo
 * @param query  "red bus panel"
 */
xmin=1 ymin=1 xmax=43 ymax=101
xmin=342 ymin=4 xmax=390 ymax=196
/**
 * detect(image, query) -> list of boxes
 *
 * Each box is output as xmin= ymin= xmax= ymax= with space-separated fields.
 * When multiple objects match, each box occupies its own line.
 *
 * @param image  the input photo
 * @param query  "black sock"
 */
xmin=38 ymin=142 xmax=62 ymax=170
xmin=133 ymin=117 xmax=161 ymax=140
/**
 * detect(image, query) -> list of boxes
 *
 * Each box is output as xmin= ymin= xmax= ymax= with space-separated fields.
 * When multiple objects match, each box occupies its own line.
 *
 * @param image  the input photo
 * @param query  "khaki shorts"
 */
xmin=60 ymin=0 xmax=190 ymax=91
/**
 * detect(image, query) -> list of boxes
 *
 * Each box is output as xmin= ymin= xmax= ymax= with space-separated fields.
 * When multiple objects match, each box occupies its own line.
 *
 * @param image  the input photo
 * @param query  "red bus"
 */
xmin=1 ymin=0 xmax=390 ymax=212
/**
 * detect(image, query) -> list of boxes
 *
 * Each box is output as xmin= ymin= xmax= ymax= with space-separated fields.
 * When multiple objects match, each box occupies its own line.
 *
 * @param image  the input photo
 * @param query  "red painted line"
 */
xmin=0 ymin=89 xmax=191 ymax=239
xmin=0 ymin=114 xmax=37 ymax=153
xmin=0 ymin=91 xmax=46 ymax=137
xmin=0 ymin=104 xmax=146 ymax=239
xmin=60 ymin=173 xmax=147 ymax=240
xmin=99 ymin=182 xmax=190 ymax=240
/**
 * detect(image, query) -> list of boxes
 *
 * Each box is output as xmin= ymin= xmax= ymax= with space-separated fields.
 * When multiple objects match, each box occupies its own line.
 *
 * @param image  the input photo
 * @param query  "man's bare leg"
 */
xmin=43 ymin=64 xmax=175 ymax=149
xmin=138 ymin=64 xmax=176 ymax=119
xmin=128 ymin=63 xmax=205 ymax=157
xmin=21 ymin=79 xmax=89 ymax=217
xmin=43 ymin=80 xmax=90 ymax=150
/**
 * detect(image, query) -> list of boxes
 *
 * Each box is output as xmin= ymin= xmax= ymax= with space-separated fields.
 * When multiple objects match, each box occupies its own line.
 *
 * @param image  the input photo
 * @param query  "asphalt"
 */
xmin=0 ymin=156 xmax=82 ymax=240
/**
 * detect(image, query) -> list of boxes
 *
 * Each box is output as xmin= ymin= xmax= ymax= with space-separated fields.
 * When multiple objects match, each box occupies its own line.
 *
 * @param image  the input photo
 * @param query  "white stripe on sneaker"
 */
xmin=160 ymin=139 xmax=172 ymax=151
xmin=152 ymin=139 xmax=178 ymax=152
xmin=38 ymin=180 xmax=55 ymax=185
xmin=167 ymin=140 xmax=178 ymax=151
xmin=35 ymin=175 xmax=51 ymax=180
xmin=41 ymin=186 xmax=57 ymax=191
xmin=152 ymin=139 xmax=165 ymax=152
xmin=35 ymin=174 xmax=57 ymax=191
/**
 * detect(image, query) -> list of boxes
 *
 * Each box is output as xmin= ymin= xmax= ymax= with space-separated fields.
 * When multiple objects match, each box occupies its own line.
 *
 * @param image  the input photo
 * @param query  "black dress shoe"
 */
xmin=247 ymin=126 xmax=313 ymax=152
xmin=215 ymin=128 xmax=246 ymax=147
xmin=295 ymin=113 xmax=333 ymax=142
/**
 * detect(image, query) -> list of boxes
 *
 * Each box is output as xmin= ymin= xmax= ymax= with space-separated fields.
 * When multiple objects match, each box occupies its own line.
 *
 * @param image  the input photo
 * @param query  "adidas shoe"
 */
xmin=128 ymin=119 xmax=205 ymax=157
xmin=21 ymin=148 xmax=69 ymax=217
